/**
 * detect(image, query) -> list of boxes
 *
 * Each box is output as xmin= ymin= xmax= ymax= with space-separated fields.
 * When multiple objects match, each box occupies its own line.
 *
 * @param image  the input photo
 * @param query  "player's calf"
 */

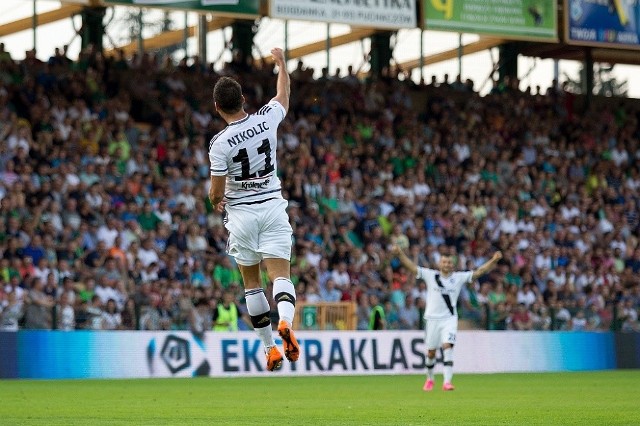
xmin=273 ymin=277 xmax=300 ymax=362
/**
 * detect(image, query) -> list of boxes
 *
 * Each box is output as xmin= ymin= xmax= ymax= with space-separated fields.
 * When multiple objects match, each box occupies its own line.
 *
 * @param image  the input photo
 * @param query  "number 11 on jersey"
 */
xmin=232 ymin=139 xmax=274 ymax=181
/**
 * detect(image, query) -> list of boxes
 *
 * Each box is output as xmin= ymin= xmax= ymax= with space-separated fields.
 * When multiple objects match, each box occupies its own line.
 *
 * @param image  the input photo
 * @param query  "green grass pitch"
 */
xmin=1 ymin=371 xmax=639 ymax=425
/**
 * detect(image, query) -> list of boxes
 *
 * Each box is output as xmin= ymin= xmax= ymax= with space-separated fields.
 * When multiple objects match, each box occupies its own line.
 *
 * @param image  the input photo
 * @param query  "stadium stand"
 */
xmin=0 ymin=44 xmax=639 ymax=332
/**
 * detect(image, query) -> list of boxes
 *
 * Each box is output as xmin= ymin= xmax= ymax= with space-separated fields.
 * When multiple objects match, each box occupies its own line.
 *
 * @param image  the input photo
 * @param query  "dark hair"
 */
xmin=213 ymin=77 xmax=243 ymax=114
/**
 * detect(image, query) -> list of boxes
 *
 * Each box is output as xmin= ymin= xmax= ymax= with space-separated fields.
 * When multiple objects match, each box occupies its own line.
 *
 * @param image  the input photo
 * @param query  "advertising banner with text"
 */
xmin=103 ymin=0 xmax=260 ymax=17
xmin=423 ymin=0 xmax=557 ymax=41
xmin=566 ymin=0 xmax=640 ymax=48
xmin=0 ymin=330 xmax=617 ymax=379
xmin=270 ymin=0 xmax=417 ymax=30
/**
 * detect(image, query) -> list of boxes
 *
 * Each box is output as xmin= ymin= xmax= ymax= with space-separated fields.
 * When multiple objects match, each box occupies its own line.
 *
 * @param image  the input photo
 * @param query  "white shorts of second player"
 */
xmin=224 ymin=198 xmax=293 ymax=265
xmin=425 ymin=317 xmax=458 ymax=350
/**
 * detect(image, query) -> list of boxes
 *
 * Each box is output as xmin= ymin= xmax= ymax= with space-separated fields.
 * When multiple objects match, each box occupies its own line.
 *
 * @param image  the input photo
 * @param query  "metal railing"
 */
xmin=294 ymin=302 xmax=357 ymax=331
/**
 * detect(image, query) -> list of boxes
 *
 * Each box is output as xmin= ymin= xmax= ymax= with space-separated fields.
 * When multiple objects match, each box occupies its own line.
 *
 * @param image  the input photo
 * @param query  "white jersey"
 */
xmin=209 ymin=100 xmax=286 ymax=207
xmin=416 ymin=267 xmax=473 ymax=320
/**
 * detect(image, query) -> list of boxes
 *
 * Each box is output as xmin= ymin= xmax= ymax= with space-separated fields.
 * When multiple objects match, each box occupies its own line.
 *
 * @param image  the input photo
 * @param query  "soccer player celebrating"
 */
xmin=208 ymin=48 xmax=299 ymax=372
xmin=392 ymin=244 xmax=502 ymax=391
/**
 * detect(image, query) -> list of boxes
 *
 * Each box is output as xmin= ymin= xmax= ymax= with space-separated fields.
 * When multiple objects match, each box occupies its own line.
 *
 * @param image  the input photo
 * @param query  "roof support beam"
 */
xmin=395 ymin=37 xmax=505 ymax=72
xmin=0 ymin=4 xmax=83 ymax=37
xmin=106 ymin=17 xmax=234 ymax=55
xmin=262 ymin=28 xmax=377 ymax=63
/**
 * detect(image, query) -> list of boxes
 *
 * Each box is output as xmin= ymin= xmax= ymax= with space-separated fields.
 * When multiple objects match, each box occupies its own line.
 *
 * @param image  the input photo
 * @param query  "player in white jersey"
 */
xmin=208 ymin=48 xmax=299 ymax=372
xmin=392 ymin=245 xmax=502 ymax=391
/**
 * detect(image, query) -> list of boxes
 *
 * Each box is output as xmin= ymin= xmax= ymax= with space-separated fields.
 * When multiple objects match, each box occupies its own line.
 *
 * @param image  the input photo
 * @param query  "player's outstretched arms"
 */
xmin=270 ymin=47 xmax=290 ymax=114
xmin=391 ymin=244 xmax=418 ymax=275
xmin=471 ymin=251 xmax=503 ymax=281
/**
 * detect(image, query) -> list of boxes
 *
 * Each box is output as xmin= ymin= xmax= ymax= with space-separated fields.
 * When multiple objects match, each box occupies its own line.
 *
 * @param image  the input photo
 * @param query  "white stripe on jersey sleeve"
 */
xmin=258 ymin=100 xmax=286 ymax=123
xmin=209 ymin=133 xmax=229 ymax=177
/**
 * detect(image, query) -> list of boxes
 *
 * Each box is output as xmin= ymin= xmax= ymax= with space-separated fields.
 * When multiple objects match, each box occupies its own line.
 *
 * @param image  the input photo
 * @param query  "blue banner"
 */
xmin=0 ymin=331 xmax=623 ymax=379
xmin=615 ymin=332 xmax=640 ymax=368
xmin=566 ymin=0 xmax=640 ymax=48
xmin=0 ymin=332 xmax=18 ymax=378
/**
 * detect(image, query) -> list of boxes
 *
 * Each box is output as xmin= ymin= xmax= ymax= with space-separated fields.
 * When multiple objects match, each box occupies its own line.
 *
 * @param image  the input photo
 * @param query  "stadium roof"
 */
xmin=2 ymin=1 xmax=640 ymax=96
xmin=2 ymin=2 xmax=639 ymax=68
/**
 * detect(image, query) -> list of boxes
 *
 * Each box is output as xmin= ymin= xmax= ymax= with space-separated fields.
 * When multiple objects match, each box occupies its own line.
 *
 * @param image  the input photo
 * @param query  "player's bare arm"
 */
xmin=391 ymin=244 xmax=418 ymax=275
xmin=209 ymin=174 xmax=226 ymax=213
xmin=270 ymin=47 xmax=290 ymax=113
xmin=471 ymin=251 xmax=503 ymax=281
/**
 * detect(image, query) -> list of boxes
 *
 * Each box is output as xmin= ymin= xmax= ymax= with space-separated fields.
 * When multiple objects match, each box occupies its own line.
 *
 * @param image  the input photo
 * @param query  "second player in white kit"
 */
xmin=417 ymin=267 xmax=472 ymax=351
xmin=393 ymin=245 xmax=502 ymax=391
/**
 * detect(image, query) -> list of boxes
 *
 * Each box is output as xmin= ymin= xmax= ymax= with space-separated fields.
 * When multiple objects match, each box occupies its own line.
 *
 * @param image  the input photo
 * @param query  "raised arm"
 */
xmin=471 ymin=251 xmax=503 ymax=281
xmin=391 ymin=244 xmax=418 ymax=275
xmin=270 ymin=47 xmax=290 ymax=114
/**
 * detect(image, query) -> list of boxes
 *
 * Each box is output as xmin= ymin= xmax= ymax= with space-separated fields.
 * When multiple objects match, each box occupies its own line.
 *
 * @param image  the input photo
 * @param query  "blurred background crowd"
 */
xmin=0 ymin=43 xmax=639 ymax=333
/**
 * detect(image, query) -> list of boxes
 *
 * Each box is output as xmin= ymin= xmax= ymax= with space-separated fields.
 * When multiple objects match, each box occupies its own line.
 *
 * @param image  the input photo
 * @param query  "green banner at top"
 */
xmin=103 ymin=0 xmax=260 ymax=17
xmin=424 ymin=0 xmax=557 ymax=41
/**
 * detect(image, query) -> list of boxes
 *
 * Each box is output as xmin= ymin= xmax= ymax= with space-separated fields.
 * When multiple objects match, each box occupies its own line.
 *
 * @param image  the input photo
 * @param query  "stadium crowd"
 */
xmin=0 ymin=42 xmax=639 ymax=333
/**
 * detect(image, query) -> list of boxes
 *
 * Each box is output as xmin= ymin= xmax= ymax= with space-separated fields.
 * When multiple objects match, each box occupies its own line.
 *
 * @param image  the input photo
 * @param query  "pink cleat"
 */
xmin=423 ymin=379 xmax=434 ymax=392
xmin=442 ymin=383 xmax=455 ymax=391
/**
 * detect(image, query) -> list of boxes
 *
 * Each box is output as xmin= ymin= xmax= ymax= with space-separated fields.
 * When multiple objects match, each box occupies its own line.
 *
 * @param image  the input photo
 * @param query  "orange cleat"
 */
xmin=278 ymin=320 xmax=300 ymax=362
xmin=442 ymin=383 xmax=455 ymax=391
xmin=266 ymin=346 xmax=283 ymax=372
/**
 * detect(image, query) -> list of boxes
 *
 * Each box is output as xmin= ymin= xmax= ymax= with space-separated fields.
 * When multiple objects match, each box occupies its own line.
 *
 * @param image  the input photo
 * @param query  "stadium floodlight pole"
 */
xmin=284 ymin=19 xmax=289 ymax=62
xmin=419 ymin=28 xmax=424 ymax=83
xmin=32 ymin=0 xmax=37 ymax=51
xmin=457 ymin=32 xmax=462 ymax=77
xmin=198 ymin=14 xmax=207 ymax=64
xmin=183 ymin=11 xmax=189 ymax=58
xmin=137 ymin=9 xmax=144 ymax=55
xmin=326 ymin=22 xmax=330 ymax=74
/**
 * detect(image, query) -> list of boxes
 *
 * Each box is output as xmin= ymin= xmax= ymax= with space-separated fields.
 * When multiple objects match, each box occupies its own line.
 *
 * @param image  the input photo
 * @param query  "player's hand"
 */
xmin=493 ymin=251 xmax=503 ymax=261
xmin=271 ymin=48 xmax=285 ymax=65
xmin=390 ymin=244 xmax=402 ymax=256
xmin=215 ymin=200 xmax=226 ymax=213
xmin=209 ymin=192 xmax=225 ymax=213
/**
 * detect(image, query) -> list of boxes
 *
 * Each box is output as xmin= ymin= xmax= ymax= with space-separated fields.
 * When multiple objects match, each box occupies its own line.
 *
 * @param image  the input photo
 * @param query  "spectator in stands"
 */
xmin=511 ymin=303 xmax=533 ymax=331
xmin=24 ymin=277 xmax=54 ymax=329
xmin=550 ymin=299 xmax=570 ymax=329
xmin=620 ymin=298 xmax=639 ymax=332
xmin=86 ymin=295 xmax=104 ymax=330
xmin=368 ymin=294 xmax=385 ymax=330
xmin=489 ymin=302 xmax=509 ymax=330
xmin=101 ymin=299 xmax=122 ymax=330
xmin=0 ymin=290 xmax=22 ymax=331
xmin=516 ymin=283 xmax=536 ymax=308
xmin=397 ymin=294 xmax=419 ymax=330
xmin=356 ymin=293 xmax=370 ymax=331
xmin=320 ymin=279 xmax=342 ymax=303
xmin=212 ymin=290 xmax=244 ymax=332
xmin=121 ymin=298 xmax=137 ymax=330
xmin=57 ymin=292 xmax=76 ymax=331
xmin=303 ymin=282 xmax=322 ymax=303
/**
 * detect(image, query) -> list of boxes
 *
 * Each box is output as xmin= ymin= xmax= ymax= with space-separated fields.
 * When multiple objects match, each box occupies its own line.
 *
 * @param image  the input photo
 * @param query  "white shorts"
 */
xmin=224 ymin=198 xmax=293 ymax=266
xmin=425 ymin=317 xmax=458 ymax=350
